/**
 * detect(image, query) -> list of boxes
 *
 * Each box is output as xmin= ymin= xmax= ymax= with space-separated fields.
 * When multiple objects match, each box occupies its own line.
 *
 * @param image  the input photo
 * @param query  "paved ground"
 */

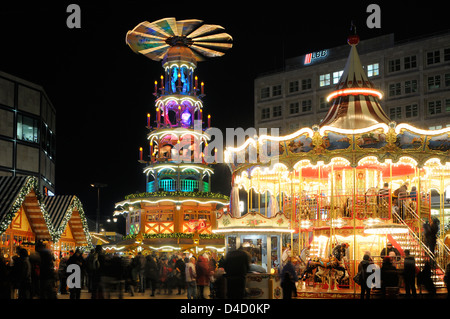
xmin=57 ymin=287 xmax=210 ymax=300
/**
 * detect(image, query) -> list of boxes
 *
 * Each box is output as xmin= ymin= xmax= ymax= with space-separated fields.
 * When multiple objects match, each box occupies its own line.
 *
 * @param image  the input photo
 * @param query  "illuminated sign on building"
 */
xmin=304 ymin=50 xmax=329 ymax=65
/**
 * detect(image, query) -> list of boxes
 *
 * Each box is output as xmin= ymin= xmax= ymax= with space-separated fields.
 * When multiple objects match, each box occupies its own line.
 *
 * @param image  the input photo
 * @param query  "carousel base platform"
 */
xmin=295 ymin=284 xmax=448 ymax=299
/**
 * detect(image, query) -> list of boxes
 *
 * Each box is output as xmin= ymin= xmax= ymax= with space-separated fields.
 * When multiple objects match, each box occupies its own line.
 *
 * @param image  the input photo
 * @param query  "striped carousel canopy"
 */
xmin=320 ymin=34 xmax=391 ymax=130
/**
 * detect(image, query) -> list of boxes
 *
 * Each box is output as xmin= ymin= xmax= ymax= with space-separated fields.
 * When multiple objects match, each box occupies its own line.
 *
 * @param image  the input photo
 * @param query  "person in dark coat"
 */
xmin=402 ymin=249 xmax=417 ymax=298
xmin=280 ymin=256 xmax=298 ymax=299
xmin=380 ymin=256 xmax=399 ymax=297
xmin=16 ymin=248 xmax=32 ymax=299
xmin=58 ymin=255 xmax=68 ymax=295
xmin=357 ymin=254 xmax=372 ymax=300
xmin=417 ymin=261 xmax=436 ymax=297
xmin=174 ymin=254 xmax=186 ymax=295
xmin=223 ymin=247 xmax=251 ymax=299
xmin=145 ymin=254 xmax=158 ymax=297
xmin=35 ymin=241 xmax=57 ymax=299
xmin=67 ymin=249 xmax=83 ymax=299
xmin=380 ymin=242 xmax=401 ymax=262
xmin=0 ymin=255 xmax=11 ymax=299
xmin=423 ymin=218 xmax=439 ymax=256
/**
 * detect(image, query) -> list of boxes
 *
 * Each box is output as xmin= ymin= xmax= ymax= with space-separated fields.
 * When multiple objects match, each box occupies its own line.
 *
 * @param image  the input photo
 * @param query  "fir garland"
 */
xmin=122 ymin=232 xmax=224 ymax=240
xmin=124 ymin=191 xmax=229 ymax=201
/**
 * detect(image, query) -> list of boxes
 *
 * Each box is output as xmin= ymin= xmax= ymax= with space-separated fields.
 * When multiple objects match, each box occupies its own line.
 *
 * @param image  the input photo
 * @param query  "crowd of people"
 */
xmin=0 ymin=241 xmax=231 ymax=300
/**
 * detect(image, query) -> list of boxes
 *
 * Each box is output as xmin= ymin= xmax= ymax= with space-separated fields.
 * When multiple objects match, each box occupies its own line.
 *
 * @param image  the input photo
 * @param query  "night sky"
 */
xmin=0 ymin=1 xmax=448 ymax=232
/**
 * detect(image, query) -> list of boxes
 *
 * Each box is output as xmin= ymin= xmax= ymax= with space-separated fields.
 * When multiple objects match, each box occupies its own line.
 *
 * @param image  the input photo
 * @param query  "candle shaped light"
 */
xmin=154 ymin=81 xmax=157 ymax=94
xmin=178 ymin=72 xmax=181 ymax=87
xmin=201 ymin=82 xmax=204 ymax=95
xmin=200 ymin=109 xmax=203 ymax=121
xmin=156 ymin=107 xmax=161 ymax=123
xmin=139 ymin=147 xmax=143 ymax=160
xmin=208 ymin=114 xmax=211 ymax=128
xmin=147 ymin=113 xmax=151 ymax=127
xmin=160 ymin=75 xmax=164 ymax=88
xmin=195 ymin=76 xmax=198 ymax=88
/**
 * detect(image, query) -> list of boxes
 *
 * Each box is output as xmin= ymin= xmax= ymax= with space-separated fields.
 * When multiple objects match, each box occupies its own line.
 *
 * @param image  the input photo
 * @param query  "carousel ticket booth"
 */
xmin=214 ymin=211 xmax=294 ymax=299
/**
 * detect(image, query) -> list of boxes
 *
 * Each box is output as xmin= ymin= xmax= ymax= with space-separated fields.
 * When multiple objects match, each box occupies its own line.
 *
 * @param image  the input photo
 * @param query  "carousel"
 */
xmin=222 ymin=31 xmax=450 ymax=297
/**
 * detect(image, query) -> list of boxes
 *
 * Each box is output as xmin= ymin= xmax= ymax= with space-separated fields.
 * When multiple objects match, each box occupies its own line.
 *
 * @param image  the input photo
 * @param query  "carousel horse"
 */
xmin=301 ymin=256 xmax=348 ymax=290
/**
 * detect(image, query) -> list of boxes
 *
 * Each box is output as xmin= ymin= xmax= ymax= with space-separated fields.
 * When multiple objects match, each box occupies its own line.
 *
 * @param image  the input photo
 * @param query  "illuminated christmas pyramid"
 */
xmin=113 ymin=18 xmax=231 ymax=254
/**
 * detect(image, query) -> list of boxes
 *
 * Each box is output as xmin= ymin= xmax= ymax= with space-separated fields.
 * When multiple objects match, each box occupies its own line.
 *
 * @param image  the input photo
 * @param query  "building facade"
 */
xmin=255 ymin=31 xmax=450 ymax=134
xmin=0 ymin=71 xmax=56 ymax=195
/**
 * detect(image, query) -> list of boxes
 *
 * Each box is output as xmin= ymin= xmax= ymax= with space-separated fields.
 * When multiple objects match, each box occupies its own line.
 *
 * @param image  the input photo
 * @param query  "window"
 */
xmin=301 ymin=100 xmax=312 ymax=113
xmin=289 ymin=81 xmax=299 ymax=93
xmin=404 ymin=80 xmax=418 ymax=94
xmin=389 ymin=83 xmax=401 ymax=97
xmin=367 ymin=63 xmax=379 ymax=77
xmin=261 ymin=108 xmax=270 ymax=120
xmin=427 ymin=50 xmax=440 ymax=65
xmin=272 ymin=105 xmax=282 ymax=117
xmin=446 ymin=99 xmax=450 ymax=113
xmin=289 ymin=102 xmax=299 ymax=114
xmin=389 ymin=107 xmax=402 ymax=120
xmin=405 ymin=104 xmax=418 ymax=118
xmin=429 ymin=125 xmax=443 ymax=130
xmin=333 ymin=70 xmax=343 ymax=84
xmin=428 ymin=100 xmax=442 ymax=115
xmin=261 ymin=87 xmax=270 ymax=99
xmin=319 ymin=96 xmax=327 ymax=109
xmin=272 ymin=85 xmax=282 ymax=97
xmin=319 ymin=74 xmax=330 ymax=87
xmin=445 ymin=73 xmax=450 ymax=87
xmin=445 ymin=48 xmax=450 ymax=62
xmin=17 ymin=114 xmax=39 ymax=143
xmin=302 ymin=79 xmax=311 ymax=90
xmin=428 ymin=75 xmax=441 ymax=90
xmin=388 ymin=59 xmax=401 ymax=72
xmin=404 ymin=56 xmax=417 ymax=70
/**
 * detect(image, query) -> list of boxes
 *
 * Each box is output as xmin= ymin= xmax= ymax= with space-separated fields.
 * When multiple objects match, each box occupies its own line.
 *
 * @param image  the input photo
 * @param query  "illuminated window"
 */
xmin=319 ymin=74 xmax=330 ymax=87
xmin=367 ymin=63 xmax=379 ymax=77
xmin=17 ymin=114 xmax=39 ymax=143
xmin=446 ymin=99 xmax=450 ymax=112
xmin=333 ymin=70 xmax=343 ymax=84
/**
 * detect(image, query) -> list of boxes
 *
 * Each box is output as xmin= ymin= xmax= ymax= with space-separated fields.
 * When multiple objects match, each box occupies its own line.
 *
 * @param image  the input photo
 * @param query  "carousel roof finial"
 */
xmin=319 ymin=26 xmax=390 ymax=130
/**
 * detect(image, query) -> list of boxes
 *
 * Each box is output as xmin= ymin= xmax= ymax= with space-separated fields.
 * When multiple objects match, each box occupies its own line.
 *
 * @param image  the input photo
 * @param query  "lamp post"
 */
xmin=91 ymin=183 xmax=108 ymax=233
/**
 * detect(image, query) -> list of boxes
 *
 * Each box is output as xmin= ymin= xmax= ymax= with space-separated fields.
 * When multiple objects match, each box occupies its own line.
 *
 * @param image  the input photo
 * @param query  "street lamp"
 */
xmin=91 ymin=183 xmax=108 ymax=233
